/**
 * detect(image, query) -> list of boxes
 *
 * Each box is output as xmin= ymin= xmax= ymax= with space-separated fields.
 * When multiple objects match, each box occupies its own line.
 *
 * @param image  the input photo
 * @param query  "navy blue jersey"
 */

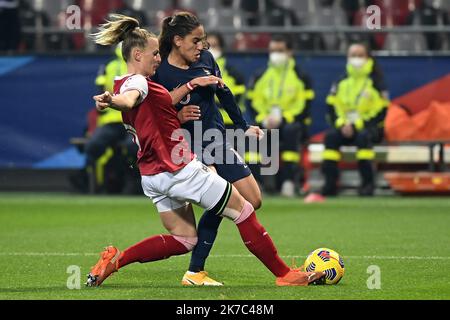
xmin=152 ymin=50 xmax=249 ymax=145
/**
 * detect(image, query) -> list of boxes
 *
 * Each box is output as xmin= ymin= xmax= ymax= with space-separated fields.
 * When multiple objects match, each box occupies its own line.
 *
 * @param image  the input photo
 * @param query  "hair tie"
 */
xmin=119 ymin=24 xmax=137 ymax=41
xmin=168 ymin=16 xmax=177 ymax=26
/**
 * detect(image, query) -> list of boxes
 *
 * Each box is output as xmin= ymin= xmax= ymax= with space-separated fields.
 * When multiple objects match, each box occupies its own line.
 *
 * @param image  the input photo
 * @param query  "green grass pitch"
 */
xmin=0 ymin=193 xmax=449 ymax=300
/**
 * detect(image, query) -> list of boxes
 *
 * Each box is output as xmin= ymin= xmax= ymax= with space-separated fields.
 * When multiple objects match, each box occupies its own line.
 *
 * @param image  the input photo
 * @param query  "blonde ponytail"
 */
xmin=92 ymin=14 xmax=139 ymax=46
xmin=92 ymin=14 xmax=156 ymax=62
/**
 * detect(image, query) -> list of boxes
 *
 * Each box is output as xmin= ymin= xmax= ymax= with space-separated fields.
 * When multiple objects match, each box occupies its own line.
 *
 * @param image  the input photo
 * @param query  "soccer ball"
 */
xmin=304 ymin=248 xmax=345 ymax=285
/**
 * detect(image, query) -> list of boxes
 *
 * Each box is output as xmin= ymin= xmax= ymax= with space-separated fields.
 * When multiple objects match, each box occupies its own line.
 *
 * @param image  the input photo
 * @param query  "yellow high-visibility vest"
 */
xmin=247 ymin=58 xmax=314 ymax=124
xmin=95 ymin=46 xmax=128 ymax=127
xmin=326 ymin=58 xmax=389 ymax=131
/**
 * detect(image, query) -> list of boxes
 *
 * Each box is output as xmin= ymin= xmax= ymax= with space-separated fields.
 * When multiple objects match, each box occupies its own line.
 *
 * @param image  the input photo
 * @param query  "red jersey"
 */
xmin=114 ymin=74 xmax=194 ymax=175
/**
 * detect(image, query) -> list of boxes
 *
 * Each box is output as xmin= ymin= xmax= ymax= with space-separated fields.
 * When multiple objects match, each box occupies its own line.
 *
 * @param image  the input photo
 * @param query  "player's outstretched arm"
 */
xmin=169 ymin=76 xmax=225 ymax=106
xmin=93 ymin=90 xmax=141 ymax=112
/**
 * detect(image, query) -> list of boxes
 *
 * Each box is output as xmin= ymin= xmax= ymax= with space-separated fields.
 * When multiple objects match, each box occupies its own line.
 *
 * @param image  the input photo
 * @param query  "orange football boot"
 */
xmin=86 ymin=246 xmax=121 ymax=287
xmin=276 ymin=269 xmax=326 ymax=286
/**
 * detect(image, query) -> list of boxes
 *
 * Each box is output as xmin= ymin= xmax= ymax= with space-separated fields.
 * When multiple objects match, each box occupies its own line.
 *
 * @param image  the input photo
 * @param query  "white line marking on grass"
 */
xmin=0 ymin=252 xmax=98 ymax=257
xmin=211 ymin=254 xmax=450 ymax=260
xmin=1 ymin=252 xmax=450 ymax=260
xmin=345 ymin=255 xmax=450 ymax=260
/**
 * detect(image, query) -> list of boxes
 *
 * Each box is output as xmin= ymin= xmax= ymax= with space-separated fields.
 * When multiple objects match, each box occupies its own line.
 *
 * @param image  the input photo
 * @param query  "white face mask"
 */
xmin=348 ymin=57 xmax=367 ymax=69
xmin=269 ymin=52 xmax=289 ymax=66
xmin=209 ymin=48 xmax=222 ymax=60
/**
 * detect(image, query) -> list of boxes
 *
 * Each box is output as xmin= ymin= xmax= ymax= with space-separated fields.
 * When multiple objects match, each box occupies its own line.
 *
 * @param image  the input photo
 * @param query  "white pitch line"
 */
xmin=212 ymin=254 xmax=450 ymax=260
xmin=0 ymin=252 xmax=450 ymax=260
xmin=0 ymin=252 xmax=98 ymax=257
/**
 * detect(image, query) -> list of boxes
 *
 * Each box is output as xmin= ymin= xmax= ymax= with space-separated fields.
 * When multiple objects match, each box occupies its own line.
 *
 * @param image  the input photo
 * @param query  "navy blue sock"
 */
xmin=189 ymin=210 xmax=223 ymax=272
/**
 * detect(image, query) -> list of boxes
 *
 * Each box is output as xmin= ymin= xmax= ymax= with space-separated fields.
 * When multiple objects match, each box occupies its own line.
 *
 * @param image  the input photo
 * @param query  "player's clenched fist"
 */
xmin=93 ymin=91 xmax=113 ymax=111
xmin=245 ymin=126 xmax=265 ymax=140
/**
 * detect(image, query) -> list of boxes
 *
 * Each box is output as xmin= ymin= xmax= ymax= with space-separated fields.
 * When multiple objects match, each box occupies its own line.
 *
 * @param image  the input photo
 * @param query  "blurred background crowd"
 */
xmin=1 ymin=0 xmax=450 ymax=53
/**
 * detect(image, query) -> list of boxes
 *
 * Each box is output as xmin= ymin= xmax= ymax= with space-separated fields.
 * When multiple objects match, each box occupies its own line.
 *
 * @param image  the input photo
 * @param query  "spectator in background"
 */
xmin=264 ymin=0 xmax=298 ymax=26
xmin=18 ymin=0 xmax=50 ymax=51
xmin=21 ymin=0 xmax=68 ymax=52
xmin=0 ymin=0 xmax=21 ymax=52
xmin=340 ymin=0 xmax=367 ymax=25
xmin=240 ymin=0 xmax=260 ymax=26
xmin=247 ymin=35 xmax=314 ymax=197
xmin=307 ymin=43 xmax=389 ymax=202
xmin=344 ymin=0 xmax=380 ymax=51
xmin=156 ymin=0 xmax=196 ymax=27
xmin=240 ymin=0 xmax=297 ymax=26
xmin=235 ymin=0 xmax=299 ymax=51
xmin=83 ymin=43 xmax=139 ymax=194
xmin=115 ymin=1 xmax=149 ymax=27
xmin=406 ymin=0 xmax=450 ymax=50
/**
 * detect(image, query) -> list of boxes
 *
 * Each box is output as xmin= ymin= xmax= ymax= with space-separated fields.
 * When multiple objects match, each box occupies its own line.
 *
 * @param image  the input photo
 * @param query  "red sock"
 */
xmin=118 ymin=234 xmax=189 ymax=268
xmin=236 ymin=213 xmax=290 ymax=277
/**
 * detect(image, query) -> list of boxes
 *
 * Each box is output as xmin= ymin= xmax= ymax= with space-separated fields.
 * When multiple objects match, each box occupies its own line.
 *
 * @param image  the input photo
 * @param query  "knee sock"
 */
xmin=188 ymin=210 xmax=223 ymax=272
xmin=234 ymin=202 xmax=291 ymax=277
xmin=118 ymin=234 xmax=196 ymax=269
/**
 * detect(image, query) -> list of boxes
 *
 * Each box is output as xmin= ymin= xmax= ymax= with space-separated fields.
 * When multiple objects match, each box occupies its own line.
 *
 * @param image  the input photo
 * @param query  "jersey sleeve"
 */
xmin=216 ymin=83 xmax=249 ymax=131
xmin=120 ymin=74 xmax=149 ymax=104
xmin=210 ymin=57 xmax=248 ymax=131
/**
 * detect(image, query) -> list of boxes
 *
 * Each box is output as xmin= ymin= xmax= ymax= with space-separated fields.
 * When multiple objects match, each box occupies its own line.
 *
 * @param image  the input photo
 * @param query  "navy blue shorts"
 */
xmin=201 ymin=141 xmax=252 ymax=184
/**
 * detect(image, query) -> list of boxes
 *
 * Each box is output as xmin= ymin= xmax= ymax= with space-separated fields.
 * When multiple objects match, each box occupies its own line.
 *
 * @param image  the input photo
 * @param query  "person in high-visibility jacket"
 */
xmin=94 ymin=43 xmax=128 ymax=126
xmin=86 ymin=43 xmax=137 ymax=193
xmin=321 ymin=43 xmax=389 ymax=197
xmin=207 ymin=32 xmax=247 ymax=129
xmin=246 ymin=35 xmax=314 ymax=197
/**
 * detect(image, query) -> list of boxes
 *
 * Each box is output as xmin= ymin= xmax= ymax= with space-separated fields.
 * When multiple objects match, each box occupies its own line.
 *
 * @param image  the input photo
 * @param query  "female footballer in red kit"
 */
xmin=86 ymin=14 xmax=324 ymax=287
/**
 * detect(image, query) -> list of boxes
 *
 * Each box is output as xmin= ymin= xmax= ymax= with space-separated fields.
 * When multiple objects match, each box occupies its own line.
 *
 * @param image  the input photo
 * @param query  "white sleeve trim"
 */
xmin=120 ymin=74 xmax=149 ymax=104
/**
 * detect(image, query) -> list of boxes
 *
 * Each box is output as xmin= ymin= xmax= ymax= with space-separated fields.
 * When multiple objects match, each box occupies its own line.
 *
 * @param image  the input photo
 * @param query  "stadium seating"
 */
xmin=179 ymin=0 xmax=211 ymax=16
xmin=206 ymin=1 xmax=246 ymax=29
xmin=301 ymin=0 xmax=348 ymax=51
xmin=137 ymin=0 xmax=167 ymax=22
xmin=383 ymin=33 xmax=428 ymax=52
xmin=32 ymin=0 xmax=71 ymax=25
xmin=286 ymin=0 xmax=314 ymax=22
xmin=14 ymin=0 xmax=450 ymax=53
xmin=373 ymin=0 xmax=420 ymax=26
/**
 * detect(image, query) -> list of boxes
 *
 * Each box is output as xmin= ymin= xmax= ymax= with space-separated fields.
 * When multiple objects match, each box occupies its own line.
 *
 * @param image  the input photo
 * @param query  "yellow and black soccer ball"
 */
xmin=304 ymin=248 xmax=345 ymax=285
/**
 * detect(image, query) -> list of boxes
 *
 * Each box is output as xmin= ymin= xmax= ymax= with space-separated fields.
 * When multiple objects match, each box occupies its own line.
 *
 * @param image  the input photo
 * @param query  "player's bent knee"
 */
xmin=221 ymin=190 xmax=255 ymax=223
xmin=207 ymin=182 xmax=255 ymax=222
xmin=242 ymin=188 xmax=262 ymax=210
xmin=251 ymin=196 xmax=262 ymax=210
xmin=173 ymin=235 xmax=198 ymax=252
